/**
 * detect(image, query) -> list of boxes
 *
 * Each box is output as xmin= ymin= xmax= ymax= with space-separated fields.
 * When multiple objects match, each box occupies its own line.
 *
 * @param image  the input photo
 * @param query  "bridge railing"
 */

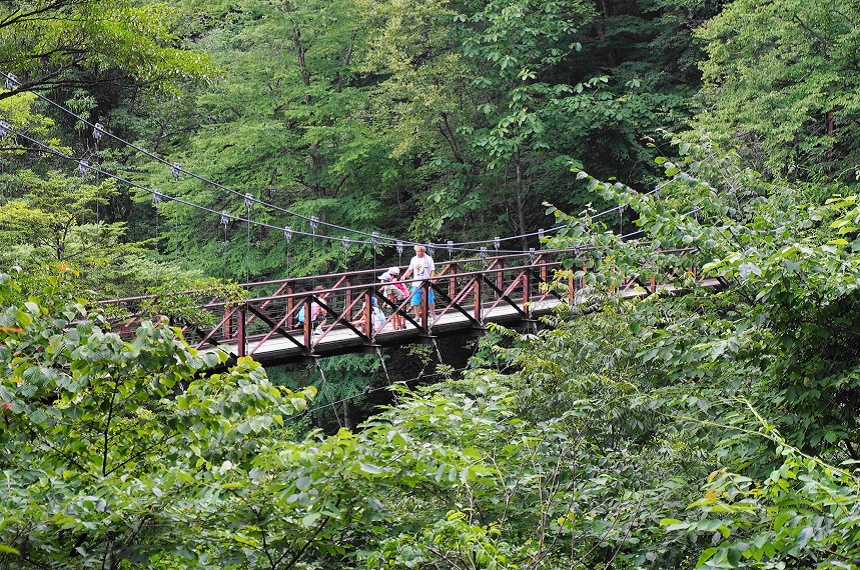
xmin=100 ymin=246 xmax=718 ymax=361
xmin=100 ymin=249 xmax=571 ymax=334
xmin=175 ymin=253 xmax=568 ymax=356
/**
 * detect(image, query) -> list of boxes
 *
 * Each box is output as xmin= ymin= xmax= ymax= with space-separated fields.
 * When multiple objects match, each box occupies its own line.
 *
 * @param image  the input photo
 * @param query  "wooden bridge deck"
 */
xmin=209 ymin=297 xmax=563 ymax=365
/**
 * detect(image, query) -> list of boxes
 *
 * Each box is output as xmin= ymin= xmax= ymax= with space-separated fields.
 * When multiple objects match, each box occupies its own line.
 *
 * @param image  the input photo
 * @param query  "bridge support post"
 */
xmin=496 ymin=259 xmax=504 ymax=300
xmin=286 ymin=281 xmax=295 ymax=327
xmin=362 ymin=288 xmax=380 ymax=339
xmin=344 ymin=276 xmax=354 ymax=320
xmin=223 ymin=307 xmax=232 ymax=339
xmin=473 ymin=279 xmax=482 ymax=322
xmin=237 ymin=305 xmax=246 ymax=358
xmin=302 ymin=297 xmax=313 ymax=347
xmin=522 ymin=272 xmax=530 ymax=310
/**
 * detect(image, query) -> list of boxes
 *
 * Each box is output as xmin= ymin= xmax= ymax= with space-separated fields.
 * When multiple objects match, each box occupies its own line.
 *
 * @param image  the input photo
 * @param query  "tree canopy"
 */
xmin=695 ymin=0 xmax=860 ymax=182
xmin=0 ymin=0 xmax=214 ymax=96
xmin=4 ymin=0 xmax=860 ymax=569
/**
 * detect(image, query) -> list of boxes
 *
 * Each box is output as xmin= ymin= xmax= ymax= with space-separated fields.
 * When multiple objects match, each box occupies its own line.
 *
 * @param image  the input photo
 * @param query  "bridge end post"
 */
xmin=496 ymin=258 xmax=504 ymax=299
xmin=473 ymin=278 xmax=482 ymax=322
xmin=363 ymin=289 xmax=373 ymax=338
xmin=223 ymin=306 xmax=232 ymax=338
xmin=237 ymin=305 xmax=246 ymax=358
xmin=286 ymin=281 xmax=295 ymax=327
xmin=522 ymin=270 xmax=530 ymax=307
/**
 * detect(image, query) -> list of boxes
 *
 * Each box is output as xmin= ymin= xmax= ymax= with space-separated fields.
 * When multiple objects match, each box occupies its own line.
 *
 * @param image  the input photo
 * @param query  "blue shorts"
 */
xmin=410 ymin=286 xmax=435 ymax=306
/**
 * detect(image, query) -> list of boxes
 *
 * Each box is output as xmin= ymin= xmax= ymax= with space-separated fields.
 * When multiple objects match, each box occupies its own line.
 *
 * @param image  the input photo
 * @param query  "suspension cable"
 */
xmin=0 ymin=70 xmax=672 ymax=253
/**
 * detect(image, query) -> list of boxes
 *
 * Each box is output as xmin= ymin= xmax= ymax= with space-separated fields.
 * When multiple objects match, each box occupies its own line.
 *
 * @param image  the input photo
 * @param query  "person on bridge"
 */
xmin=401 ymin=245 xmax=435 ymax=325
xmin=351 ymin=297 xmax=386 ymax=335
xmin=378 ymin=266 xmax=409 ymax=330
xmin=297 ymin=285 xmax=328 ymax=337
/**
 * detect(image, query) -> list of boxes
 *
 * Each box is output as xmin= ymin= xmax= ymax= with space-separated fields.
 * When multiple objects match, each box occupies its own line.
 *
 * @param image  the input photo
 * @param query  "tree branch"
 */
xmin=793 ymin=14 xmax=836 ymax=51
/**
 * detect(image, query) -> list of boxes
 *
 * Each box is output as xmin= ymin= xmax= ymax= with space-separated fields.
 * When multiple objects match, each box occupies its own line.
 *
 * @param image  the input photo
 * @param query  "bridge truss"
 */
xmin=101 ymin=247 xmax=721 ymax=366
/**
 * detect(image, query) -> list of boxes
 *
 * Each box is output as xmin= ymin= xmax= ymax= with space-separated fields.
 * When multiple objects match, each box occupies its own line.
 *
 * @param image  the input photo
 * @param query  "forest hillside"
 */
xmin=3 ymin=1 xmax=860 ymax=568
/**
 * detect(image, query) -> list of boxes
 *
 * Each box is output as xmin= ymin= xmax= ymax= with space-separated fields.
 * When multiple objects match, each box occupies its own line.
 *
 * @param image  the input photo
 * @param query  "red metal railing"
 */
xmin=99 ymin=246 xmax=718 ymax=364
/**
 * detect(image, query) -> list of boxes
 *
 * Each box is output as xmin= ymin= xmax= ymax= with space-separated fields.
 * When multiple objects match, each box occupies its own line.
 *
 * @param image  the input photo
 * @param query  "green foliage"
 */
xmin=537 ymin=137 xmax=860 ymax=568
xmin=139 ymin=276 xmax=247 ymax=326
xmin=0 ymin=163 xmax=229 ymax=300
xmin=566 ymin=138 xmax=860 ymax=460
xmin=695 ymin=0 xmax=860 ymax=181
xmin=665 ymin=415 xmax=860 ymax=569
xmin=0 ymin=0 xmax=215 ymax=94
xmin=122 ymin=0 xmax=715 ymax=278
xmin=128 ymin=0 xmax=396 ymax=279
xmin=0 ymin=268 xmax=712 ymax=569
xmin=0 ymin=92 xmax=56 ymax=138
xmin=11 ymin=136 xmax=860 ymax=570
xmin=13 ymin=2 xmax=860 ymax=569
xmin=0 ymin=268 xmax=311 ymax=568
xmin=271 ymin=354 xmax=387 ymax=431
xmin=368 ymin=510 xmax=520 ymax=569
xmin=0 ymin=269 xmax=660 ymax=568
xmin=0 ymin=169 xmax=119 ymax=262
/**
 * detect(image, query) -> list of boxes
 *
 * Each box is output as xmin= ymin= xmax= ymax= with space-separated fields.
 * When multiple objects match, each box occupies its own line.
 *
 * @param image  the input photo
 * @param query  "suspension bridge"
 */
xmin=0 ymin=74 xmax=724 ymax=369
xmin=101 ymin=246 xmax=724 ymax=367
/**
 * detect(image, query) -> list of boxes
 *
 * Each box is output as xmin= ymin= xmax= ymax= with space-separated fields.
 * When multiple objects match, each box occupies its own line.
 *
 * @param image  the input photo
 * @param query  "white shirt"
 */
xmin=408 ymin=254 xmax=435 ymax=288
